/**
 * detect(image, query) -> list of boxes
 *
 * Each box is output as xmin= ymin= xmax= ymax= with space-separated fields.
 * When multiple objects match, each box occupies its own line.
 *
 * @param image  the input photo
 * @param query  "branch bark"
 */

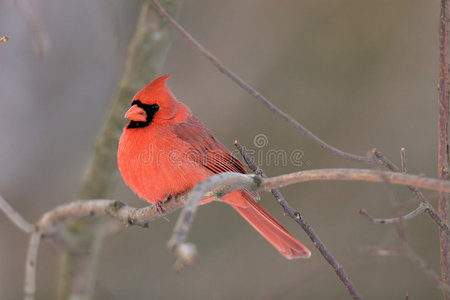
xmin=439 ymin=1 xmax=450 ymax=297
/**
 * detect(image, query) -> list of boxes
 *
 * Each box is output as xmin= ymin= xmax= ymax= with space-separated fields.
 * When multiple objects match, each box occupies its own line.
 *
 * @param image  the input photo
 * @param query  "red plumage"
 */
xmin=117 ymin=75 xmax=311 ymax=259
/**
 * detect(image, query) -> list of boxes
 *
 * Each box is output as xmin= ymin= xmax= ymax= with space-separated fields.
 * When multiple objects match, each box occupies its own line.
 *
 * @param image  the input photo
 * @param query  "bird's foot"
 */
xmin=154 ymin=201 xmax=170 ymax=222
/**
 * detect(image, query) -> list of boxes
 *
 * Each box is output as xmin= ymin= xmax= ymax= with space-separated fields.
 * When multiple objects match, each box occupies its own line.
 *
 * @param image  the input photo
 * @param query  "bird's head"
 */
xmin=125 ymin=74 xmax=178 ymax=128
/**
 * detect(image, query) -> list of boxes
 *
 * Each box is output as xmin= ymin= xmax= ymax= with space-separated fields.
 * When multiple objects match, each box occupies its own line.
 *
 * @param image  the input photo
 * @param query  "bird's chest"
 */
xmin=117 ymin=127 xmax=208 ymax=203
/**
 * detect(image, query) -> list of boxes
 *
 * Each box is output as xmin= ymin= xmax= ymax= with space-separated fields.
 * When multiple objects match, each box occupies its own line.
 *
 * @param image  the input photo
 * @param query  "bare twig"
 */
xmin=235 ymin=141 xmax=362 ymax=300
xmin=438 ymin=0 xmax=450 ymax=296
xmin=24 ymin=231 xmax=42 ymax=300
xmin=359 ymin=205 xmax=428 ymax=225
xmin=150 ymin=0 xmax=373 ymax=164
xmin=0 ymin=195 xmax=34 ymax=234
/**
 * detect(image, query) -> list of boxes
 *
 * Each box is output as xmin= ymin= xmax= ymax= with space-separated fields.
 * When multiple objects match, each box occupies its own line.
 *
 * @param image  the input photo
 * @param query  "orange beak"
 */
xmin=125 ymin=105 xmax=147 ymax=122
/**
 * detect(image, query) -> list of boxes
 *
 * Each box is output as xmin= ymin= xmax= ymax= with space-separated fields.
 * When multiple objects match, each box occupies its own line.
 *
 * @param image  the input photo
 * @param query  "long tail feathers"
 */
xmin=232 ymin=196 xmax=311 ymax=259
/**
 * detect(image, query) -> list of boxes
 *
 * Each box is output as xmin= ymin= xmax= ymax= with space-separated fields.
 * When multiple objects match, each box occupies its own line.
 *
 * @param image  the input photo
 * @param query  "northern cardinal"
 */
xmin=117 ymin=75 xmax=311 ymax=259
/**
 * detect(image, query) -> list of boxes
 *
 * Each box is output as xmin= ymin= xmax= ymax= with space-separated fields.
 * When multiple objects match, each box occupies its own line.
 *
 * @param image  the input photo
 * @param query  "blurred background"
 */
xmin=0 ymin=0 xmax=444 ymax=299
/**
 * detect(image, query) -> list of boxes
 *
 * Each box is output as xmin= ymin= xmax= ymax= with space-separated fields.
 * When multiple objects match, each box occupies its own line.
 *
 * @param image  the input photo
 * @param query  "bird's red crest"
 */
xmin=133 ymin=74 xmax=178 ymax=122
xmin=138 ymin=74 xmax=171 ymax=99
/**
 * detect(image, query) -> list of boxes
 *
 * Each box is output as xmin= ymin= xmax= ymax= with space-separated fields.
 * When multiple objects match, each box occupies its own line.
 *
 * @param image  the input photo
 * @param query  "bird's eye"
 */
xmin=152 ymin=104 xmax=159 ymax=111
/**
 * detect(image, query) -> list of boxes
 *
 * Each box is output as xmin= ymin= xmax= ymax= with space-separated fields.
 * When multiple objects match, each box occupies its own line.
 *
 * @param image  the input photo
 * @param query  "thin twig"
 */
xmin=359 ymin=205 xmax=428 ymax=225
xmin=438 ymin=0 xmax=450 ymax=296
xmin=400 ymin=147 xmax=407 ymax=173
xmin=24 ymin=231 xmax=42 ymax=300
xmin=0 ymin=195 xmax=34 ymax=234
xmin=150 ymin=0 xmax=373 ymax=164
xmin=235 ymin=141 xmax=362 ymax=300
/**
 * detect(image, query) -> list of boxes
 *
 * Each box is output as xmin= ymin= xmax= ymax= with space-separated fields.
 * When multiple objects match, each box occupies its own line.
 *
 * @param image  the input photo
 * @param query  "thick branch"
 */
xmin=264 ymin=169 xmax=450 ymax=196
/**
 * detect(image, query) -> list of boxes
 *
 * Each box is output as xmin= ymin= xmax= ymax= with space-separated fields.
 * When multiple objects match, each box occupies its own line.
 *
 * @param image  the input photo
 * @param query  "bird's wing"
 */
xmin=173 ymin=116 xmax=247 ymax=175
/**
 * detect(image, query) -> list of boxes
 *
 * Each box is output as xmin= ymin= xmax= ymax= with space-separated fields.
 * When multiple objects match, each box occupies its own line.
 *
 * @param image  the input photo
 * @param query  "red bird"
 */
xmin=117 ymin=75 xmax=311 ymax=259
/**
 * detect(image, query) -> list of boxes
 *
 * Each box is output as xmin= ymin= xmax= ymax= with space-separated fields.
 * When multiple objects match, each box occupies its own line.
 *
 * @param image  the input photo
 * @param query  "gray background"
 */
xmin=0 ymin=1 xmax=441 ymax=299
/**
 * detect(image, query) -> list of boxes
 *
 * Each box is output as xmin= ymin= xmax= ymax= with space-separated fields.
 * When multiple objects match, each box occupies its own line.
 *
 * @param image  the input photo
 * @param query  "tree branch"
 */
xmin=438 ymin=0 xmax=450 ymax=296
xmin=2 ymin=164 xmax=450 ymax=298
